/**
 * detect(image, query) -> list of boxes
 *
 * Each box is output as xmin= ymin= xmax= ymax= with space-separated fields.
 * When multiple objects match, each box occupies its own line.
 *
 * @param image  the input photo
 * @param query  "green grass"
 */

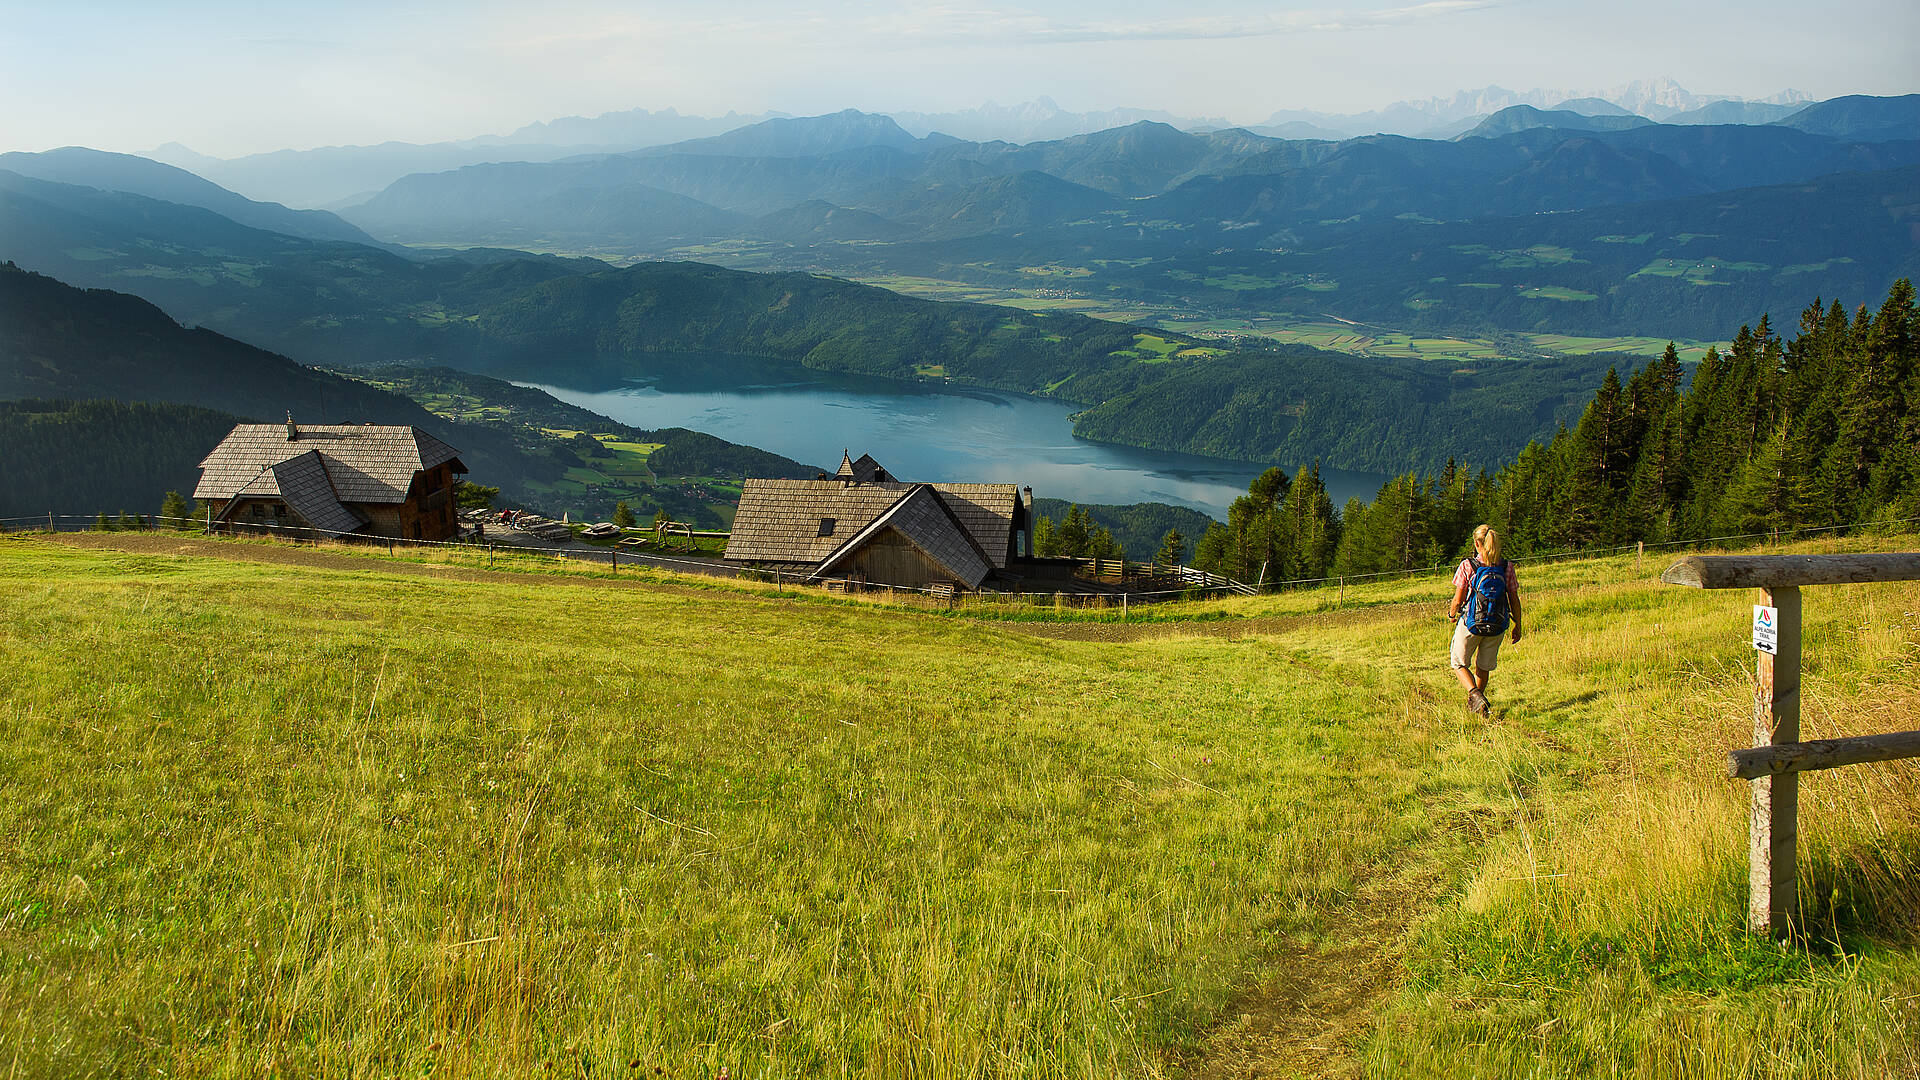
xmin=1528 ymin=334 xmax=1721 ymax=362
xmin=1632 ymin=257 xmax=1771 ymax=287
xmin=1518 ymin=286 xmax=1599 ymax=302
xmin=1492 ymin=246 xmax=1580 ymax=269
xmin=1 ymin=534 xmax=1914 ymax=1076
xmin=1116 ymin=333 xmax=1186 ymax=361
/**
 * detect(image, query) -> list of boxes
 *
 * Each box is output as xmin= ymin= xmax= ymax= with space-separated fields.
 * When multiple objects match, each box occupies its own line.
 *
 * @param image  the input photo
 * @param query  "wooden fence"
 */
xmin=1661 ymin=552 xmax=1920 ymax=937
xmin=1074 ymin=558 xmax=1258 ymax=596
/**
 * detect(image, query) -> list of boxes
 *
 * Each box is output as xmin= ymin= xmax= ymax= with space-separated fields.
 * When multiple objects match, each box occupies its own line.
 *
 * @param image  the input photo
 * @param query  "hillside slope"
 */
xmin=1 ymin=532 xmax=1912 ymax=1076
xmin=0 ymin=264 xmax=812 ymax=521
xmin=0 ymin=147 xmax=389 ymax=246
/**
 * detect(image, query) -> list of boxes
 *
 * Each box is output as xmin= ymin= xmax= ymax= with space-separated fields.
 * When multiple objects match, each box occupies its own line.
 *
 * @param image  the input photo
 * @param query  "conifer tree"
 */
xmin=1276 ymin=463 xmax=1339 ymax=579
xmin=1155 ymin=529 xmax=1187 ymax=566
xmin=1057 ymin=505 xmax=1092 ymax=557
xmin=159 ymin=490 xmax=191 ymax=530
xmin=1031 ymin=515 xmax=1057 ymax=557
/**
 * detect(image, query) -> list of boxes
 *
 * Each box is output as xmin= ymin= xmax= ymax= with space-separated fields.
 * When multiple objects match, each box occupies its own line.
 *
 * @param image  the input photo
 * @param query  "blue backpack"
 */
xmin=1464 ymin=559 xmax=1511 ymax=637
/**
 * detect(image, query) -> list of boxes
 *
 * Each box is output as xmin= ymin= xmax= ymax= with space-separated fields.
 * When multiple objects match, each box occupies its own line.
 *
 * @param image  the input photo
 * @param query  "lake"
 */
xmin=524 ymin=361 xmax=1388 ymax=521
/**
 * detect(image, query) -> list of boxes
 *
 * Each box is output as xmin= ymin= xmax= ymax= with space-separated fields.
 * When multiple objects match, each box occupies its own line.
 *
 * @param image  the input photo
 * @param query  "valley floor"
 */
xmin=1 ymin=531 xmax=1915 ymax=1077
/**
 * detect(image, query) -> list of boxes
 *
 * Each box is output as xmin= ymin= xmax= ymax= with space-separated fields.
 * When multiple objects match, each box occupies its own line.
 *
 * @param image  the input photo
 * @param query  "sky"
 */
xmin=3 ymin=0 xmax=1915 ymax=158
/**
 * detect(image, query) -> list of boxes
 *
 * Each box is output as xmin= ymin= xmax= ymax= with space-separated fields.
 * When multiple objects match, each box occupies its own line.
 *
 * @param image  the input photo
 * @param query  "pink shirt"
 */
xmin=1454 ymin=558 xmax=1518 ymax=594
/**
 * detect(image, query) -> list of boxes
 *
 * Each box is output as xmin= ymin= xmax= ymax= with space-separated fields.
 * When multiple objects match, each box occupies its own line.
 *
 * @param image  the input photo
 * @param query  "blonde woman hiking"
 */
xmin=1448 ymin=524 xmax=1521 ymax=716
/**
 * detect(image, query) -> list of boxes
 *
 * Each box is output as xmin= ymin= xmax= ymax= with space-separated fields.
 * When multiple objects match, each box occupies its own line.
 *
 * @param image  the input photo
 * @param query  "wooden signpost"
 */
xmin=1661 ymin=552 xmax=1920 ymax=937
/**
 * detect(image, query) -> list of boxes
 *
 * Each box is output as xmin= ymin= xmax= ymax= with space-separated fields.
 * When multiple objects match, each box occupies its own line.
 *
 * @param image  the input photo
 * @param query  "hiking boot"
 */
xmin=1467 ymin=689 xmax=1490 ymax=716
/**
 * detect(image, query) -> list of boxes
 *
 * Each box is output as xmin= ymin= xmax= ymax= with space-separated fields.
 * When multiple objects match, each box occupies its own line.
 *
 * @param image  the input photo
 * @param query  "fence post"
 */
xmin=1751 ymin=584 xmax=1802 ymax=937
xmin=1637 ymin=540 xmax=1644 ymax=572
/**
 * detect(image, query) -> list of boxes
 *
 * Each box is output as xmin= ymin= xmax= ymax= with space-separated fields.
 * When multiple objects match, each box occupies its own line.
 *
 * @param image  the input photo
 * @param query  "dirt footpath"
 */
xmin=31 ymin=530 xmax=1431 ymax=1075
xmin=1005 ymin=600 xmax=1434 ymax=644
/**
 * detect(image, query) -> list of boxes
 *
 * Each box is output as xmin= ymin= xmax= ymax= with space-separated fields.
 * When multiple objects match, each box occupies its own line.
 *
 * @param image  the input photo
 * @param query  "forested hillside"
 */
xmin=1192 ymin=281 xmax=1920 ymax=581
xmin=0 ymin=399 xmax=242 ymax=519
xmin=1026 ymin=498 xmax=1216 ymax=563
xmin=0 ymin=265 xmax=812 ymax=522
xmin=0 ymin=177 xmax=1626 ymax=472
xmin=329 ymin=108 xmax=1920 ymax=342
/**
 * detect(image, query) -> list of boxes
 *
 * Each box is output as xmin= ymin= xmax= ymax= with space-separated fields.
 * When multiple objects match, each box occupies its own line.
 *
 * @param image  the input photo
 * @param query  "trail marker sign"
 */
xmin=1752 ymin=605 xmax=1778 ymax=654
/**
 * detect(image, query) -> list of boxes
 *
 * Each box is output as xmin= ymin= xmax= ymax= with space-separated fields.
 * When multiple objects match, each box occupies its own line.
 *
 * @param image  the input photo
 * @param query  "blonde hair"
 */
xmin=1473 ymin=524 xmax=1503 ymax=563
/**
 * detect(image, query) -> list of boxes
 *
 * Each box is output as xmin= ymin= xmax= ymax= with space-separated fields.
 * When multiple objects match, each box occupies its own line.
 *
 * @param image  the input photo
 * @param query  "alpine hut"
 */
xmin=194 ymin=418 xmax=467 ymax=541
xmin=724 ymin=451 xmax=1031 ymax=591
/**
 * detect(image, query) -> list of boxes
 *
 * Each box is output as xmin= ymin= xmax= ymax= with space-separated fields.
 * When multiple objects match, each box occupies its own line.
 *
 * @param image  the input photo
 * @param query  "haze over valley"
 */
xmin=2 ymin=1 xmax=1915 ymax=527
xmin=6 ymin=7 xmax=1920 ymax=1075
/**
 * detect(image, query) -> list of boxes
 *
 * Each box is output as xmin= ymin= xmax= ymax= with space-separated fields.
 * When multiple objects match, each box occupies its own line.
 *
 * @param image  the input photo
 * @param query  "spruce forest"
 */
xmin=1181 ymin=280 xmax=1920 ymax=583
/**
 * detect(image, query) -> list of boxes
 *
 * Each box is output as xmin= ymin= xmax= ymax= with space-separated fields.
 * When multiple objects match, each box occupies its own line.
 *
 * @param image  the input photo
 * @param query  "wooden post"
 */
xmin=1637 ymin=540 xmax=1644 ymax=571
xmin=1751 ymin=584 xmax=1801 ymax=937
xmin=1338 ymin=576 xmax=1345 ymax=606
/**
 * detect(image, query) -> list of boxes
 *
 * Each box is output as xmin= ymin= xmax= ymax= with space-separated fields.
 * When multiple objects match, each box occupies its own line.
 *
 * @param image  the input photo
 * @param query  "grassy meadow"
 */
xmin=0 ymin=532 xmax=1915 ymax=1077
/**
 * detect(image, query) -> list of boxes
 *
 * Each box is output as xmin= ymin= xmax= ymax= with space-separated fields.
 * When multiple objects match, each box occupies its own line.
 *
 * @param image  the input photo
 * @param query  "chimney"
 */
xmin=285 ymin=412 xmax=297 ymax=441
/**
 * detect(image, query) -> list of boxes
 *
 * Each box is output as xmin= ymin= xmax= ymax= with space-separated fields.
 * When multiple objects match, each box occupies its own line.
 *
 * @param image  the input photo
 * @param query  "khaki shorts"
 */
xmin=1451 ymin=617 xmax=1504 ymax=671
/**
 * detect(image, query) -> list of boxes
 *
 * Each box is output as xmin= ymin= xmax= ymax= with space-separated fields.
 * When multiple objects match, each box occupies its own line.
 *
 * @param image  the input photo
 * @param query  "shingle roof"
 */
xmin=812 ymin=484 xmax=993 ymax=588
xmin=927 ymin=483 xmax=1021 ymax=568
xmin=272 ymin=450 xmax=368 ymax=536
xmin=831 ymin=451 xmax=891 ymax=482
xmin=725 ymin=479 xmax=917 ymax=565
xmin=194 ymin=423 xmax=464 ymax=504
xmin=726 ymin=477 xmax=1023 ymax=569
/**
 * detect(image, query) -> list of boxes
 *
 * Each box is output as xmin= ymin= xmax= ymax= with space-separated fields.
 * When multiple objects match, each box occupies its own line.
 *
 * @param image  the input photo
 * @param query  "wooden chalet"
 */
xmin=194 ymin=419 xmax=466 ymax=541
xmin=724 ymin=451 xmax=1031 ymax=590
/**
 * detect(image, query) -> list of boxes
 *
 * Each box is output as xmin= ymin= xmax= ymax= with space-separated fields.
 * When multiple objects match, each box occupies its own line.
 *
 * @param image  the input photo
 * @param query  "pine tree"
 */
xmin=1057 ymin=505 xmax=1092 ymax=557
xmin=1193 ymin=521 xmax=1232 ymax=573
xmin=1155 ymin=529 xmax=1187 ymax=566
xmin=159 ymin=490 xmax=191 ymax=530
xmin=1277 ymin=463 xmax=1339 ymax=579
xmin=1031 ymin=516 xmax=1057 ymax=557
xmin=612 ymin=501 xmax=637 ymax=528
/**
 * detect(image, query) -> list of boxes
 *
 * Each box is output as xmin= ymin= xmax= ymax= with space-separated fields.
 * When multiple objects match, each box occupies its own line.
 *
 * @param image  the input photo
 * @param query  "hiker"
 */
xmin=1447 ymin=524 xmax=1521 ymax=716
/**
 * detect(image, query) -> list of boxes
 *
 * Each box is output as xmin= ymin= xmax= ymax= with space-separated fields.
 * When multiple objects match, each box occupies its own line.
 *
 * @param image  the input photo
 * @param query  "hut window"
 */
xmin=817 ymin=517 xmax=836 ymax=537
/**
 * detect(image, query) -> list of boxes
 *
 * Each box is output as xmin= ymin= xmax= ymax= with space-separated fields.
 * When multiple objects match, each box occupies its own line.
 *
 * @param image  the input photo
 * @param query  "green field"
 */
xmin=3 ymin=532 xmax=1915 ymax=1076
xmin=1519 ymin=286 xmax=1600 ymax=302
xmin=1528 ymin=334 xmax=1721 ymax=362
xmin=1631 ymin=257 xmax=1771 ymax=286
xmin=853 ymin=274 xmax=1715 ymax=371
xmin=1156 ymin=317 xmax=1512 ymax=365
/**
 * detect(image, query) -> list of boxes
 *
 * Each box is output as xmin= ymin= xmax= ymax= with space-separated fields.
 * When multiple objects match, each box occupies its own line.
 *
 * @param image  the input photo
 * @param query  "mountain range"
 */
xmin=293 ymin=96 xmax=1920 ymax=346
xmin=131 ymin=80 xmax=1829 ymax=210
xmin=4 ymin=88 xmax=1917 ymax=484
xmin=0 ymin=169 xmax=1627 ymax=476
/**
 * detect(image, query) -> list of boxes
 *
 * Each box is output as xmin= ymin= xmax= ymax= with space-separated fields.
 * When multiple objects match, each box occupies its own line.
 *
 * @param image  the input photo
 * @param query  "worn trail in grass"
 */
xmin=1 ymin=533 xmax=1915 ymax=1077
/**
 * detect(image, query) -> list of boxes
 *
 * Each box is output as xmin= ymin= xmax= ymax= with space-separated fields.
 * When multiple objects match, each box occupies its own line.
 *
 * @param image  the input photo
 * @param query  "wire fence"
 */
xmin=5 ymin=511 xmax=1917 ymax=613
